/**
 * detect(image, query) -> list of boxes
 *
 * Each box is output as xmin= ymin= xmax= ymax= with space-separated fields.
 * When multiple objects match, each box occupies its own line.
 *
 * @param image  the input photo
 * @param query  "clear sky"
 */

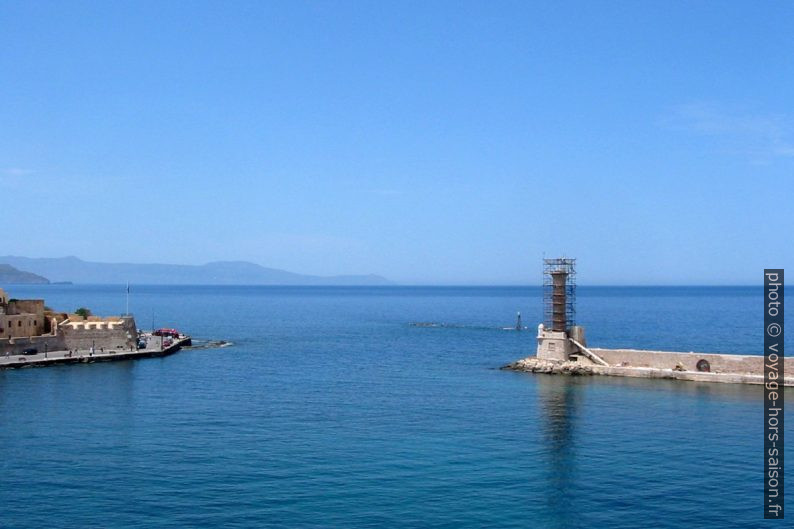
xmin=1 ymin=1 xmax=792 ymax=284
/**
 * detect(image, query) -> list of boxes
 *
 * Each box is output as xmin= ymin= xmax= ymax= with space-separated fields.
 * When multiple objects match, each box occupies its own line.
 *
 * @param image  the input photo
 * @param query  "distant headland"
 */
xmin=0 ymin=264 xmax=50 ymax=285
xmin=0 ymin=256 xmax=391 ymax=286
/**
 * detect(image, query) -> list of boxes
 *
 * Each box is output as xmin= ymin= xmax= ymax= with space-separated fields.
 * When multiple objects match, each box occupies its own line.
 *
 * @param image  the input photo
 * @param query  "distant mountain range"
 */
xmin=0 ymin=263 xmax=51 ymax=284
xmin=0 ymin=256 xmax=391 ymax=286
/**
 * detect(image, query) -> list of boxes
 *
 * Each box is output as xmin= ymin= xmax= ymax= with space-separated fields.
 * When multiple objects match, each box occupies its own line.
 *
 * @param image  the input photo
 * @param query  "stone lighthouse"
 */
xmin=537 ymin=258 xmax=584 ymax=361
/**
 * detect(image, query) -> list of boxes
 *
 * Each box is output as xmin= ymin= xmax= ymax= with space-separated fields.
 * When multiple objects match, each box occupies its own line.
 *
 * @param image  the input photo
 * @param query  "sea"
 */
xmin=0 ymin=285 xmax=790 ymax=528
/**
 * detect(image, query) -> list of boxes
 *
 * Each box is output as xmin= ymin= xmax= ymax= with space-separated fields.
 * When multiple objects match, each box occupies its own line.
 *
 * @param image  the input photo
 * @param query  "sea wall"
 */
xmin=1 ymin=316 xmax=138 ymax=354
xmin=503 ymin=356 xmax=794 ymax=386
xmin=591 ymin=348 xmax=793 ymax=377
xmin=0 ymin=335 xmax=190 ymax=370
xmin=0 ymin=334 xmax=66 ymax=355
xmin=59 ymin=317 xmax=137 ymax=351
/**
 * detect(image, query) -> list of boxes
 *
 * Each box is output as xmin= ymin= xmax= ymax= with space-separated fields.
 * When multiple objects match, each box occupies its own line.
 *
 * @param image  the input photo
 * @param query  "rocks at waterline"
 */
xmin=501 ymin=357 xmax=595 ymax=376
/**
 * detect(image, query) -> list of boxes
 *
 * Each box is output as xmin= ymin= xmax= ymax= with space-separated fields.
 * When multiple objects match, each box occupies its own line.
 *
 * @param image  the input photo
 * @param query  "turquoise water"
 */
xmin=0 ymin=286 xmax=790 ymax=528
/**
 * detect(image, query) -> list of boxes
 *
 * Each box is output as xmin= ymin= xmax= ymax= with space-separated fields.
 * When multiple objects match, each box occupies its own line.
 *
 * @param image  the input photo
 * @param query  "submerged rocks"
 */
xmin=501 ymin=357 xmax=595 ymax=377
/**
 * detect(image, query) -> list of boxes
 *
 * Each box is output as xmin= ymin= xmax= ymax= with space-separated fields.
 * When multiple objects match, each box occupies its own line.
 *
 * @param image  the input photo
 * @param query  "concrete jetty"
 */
xmin=0 ymin=335 xmax=191 ymax=370
xmin=503 ymin=351 xmax=794 ymax=386
xmin=503 ymin=322 xmax=793 ymax=386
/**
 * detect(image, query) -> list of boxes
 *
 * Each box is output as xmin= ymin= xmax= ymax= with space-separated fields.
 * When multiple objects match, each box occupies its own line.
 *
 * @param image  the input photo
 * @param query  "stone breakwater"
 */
xmin=503 ymin=355 xmax=794 ymax=386
xmin=501 ymin=357 xmax=596 ymax=376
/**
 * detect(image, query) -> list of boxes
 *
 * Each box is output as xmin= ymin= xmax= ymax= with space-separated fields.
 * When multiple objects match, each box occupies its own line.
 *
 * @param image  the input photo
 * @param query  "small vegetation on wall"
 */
xmin=74 ymin=307 xmax=92 ymax=318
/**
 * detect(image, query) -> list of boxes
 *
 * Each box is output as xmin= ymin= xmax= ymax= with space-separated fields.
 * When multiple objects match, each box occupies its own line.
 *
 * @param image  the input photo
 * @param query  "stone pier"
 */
xmin=512 ymin=323 xmax=794 ymax=386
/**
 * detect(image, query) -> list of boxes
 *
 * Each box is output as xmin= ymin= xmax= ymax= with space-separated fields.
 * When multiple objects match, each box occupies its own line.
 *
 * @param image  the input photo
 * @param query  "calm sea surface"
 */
xmin=0 ymin=285 xmax=790 ymax=528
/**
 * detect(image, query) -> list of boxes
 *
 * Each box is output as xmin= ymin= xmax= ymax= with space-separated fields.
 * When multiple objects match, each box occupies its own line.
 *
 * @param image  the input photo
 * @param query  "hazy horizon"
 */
xmin=2 ymin=2 xmax=791 ymax=285
xmin=0 ymin=253 xmax=767 ymax=287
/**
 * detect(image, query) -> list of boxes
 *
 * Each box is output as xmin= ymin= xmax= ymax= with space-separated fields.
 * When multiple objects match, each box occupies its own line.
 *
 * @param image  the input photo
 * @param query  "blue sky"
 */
xmin=1 ymin=1 xmax=792 ymax=284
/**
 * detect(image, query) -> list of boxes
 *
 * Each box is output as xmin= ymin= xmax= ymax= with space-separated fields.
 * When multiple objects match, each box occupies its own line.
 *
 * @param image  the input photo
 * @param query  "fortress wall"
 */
xmin=0 ymin=334 xmax=66 ymax=355
xmin=60 ymin=317 xmax=137 ymax=351
xmin=591 ymin=348 xmax=792 ymax=377
xmin=0 ymin=316 xmax=140 ymax=354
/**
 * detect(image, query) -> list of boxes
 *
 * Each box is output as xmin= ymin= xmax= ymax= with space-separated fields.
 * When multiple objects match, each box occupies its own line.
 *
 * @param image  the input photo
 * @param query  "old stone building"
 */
xmin=0 ymin=288 xmax=47 ymax=339
xmin=0 ymin=287 xmax=137 ymax=354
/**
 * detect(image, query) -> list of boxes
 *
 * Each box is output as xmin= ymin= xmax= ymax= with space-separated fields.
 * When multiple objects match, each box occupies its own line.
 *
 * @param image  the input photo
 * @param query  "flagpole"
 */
xmin=126 ymin=282 xmax=130 ymax=316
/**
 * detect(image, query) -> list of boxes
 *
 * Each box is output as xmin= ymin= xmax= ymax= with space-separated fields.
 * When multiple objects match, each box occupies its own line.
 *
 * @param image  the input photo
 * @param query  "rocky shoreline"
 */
xmin=501 ymin=357 xmax=596 ymax=376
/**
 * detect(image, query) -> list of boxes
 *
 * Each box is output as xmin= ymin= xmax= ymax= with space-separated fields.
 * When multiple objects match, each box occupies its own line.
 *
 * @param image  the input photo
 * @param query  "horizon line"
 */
xmin=1 ymin=282 xmax=762 ymax=288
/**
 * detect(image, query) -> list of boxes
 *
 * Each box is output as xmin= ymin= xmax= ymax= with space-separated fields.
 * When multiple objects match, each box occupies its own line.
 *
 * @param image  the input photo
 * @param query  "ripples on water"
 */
xmin=0 ymin=286 xmax=790 ymax=528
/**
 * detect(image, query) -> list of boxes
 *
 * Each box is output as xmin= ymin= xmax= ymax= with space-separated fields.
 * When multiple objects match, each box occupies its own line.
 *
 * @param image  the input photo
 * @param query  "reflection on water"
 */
xmin=536 ymin=376 xmax=580 ymax=528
